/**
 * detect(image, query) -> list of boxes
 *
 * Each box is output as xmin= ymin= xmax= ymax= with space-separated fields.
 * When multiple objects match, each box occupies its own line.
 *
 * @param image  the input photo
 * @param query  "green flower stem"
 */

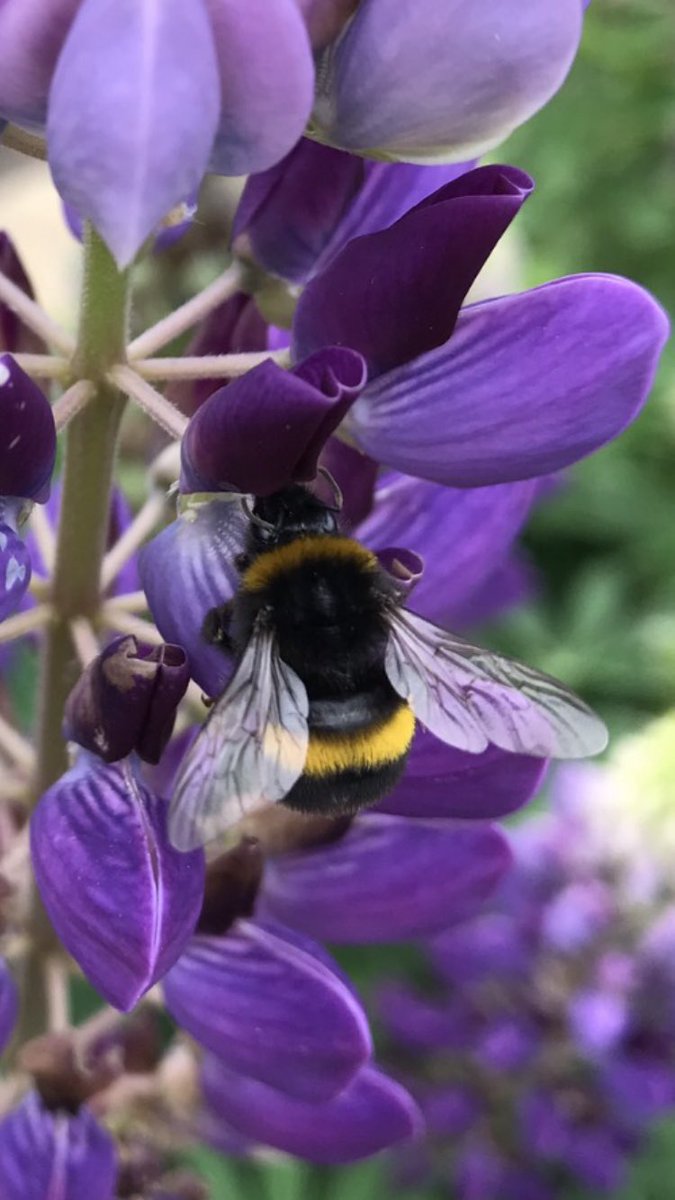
xmin=16 ymin=227 xmax=131 ymax=1048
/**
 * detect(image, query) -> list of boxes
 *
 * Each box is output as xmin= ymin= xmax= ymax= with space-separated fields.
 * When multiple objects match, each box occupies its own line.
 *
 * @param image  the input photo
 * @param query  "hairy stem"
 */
xmin=16 ymin=228 xmax=131 ymax=1048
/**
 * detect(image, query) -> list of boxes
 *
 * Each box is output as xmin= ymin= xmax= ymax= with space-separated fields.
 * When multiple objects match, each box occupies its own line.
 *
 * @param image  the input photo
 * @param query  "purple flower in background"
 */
xmin=379 ymin=719 xmax=675 ymax=1197
xmin=0 ymin=957 xmax=18 ymax=1053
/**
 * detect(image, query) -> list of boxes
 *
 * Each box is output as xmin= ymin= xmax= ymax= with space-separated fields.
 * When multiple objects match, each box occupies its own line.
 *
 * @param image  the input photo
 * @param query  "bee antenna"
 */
xmin=241 ymin=494 xmax=276 ymax=532
xmin=316 ymin=467 xmax=343 ymax=513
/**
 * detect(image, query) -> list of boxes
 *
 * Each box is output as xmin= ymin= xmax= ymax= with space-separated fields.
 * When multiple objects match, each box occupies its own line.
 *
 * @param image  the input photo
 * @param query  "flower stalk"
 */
xmin=17 ymin=228 xmax=131 ymax=1049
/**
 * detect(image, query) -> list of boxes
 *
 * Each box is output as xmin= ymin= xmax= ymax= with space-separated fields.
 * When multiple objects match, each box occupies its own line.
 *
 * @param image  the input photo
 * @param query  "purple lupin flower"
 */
xmin=378 ymin=716 xmax=675 ymax=1197
xmin=292 ymin=164 xmax=669 ymax=486
xmin=0 ymin=0 xmax=314 ymax=266
xmin=30 ymin=754 xmax=205 ymax=1011
xmin=0 ymin=1090 xmax=117 ymax=1200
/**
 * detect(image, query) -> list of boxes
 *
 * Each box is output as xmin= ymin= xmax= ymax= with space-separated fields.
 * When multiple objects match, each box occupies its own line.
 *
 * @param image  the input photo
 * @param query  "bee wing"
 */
xmin=385 ymin=607 xmax=608 ymax=760
xmin=169 ymin=623 xmax=309 ymax=850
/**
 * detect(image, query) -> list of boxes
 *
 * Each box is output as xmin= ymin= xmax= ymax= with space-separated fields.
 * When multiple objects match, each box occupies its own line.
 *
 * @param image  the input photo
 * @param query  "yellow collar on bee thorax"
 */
xmin=241 ymin=535 xmax=378 ymax=592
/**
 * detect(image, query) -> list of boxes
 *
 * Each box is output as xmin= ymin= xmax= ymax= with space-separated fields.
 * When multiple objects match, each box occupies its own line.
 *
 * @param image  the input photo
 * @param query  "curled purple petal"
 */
xmin=164 ymin=919 xmax=371 ymax=1101
xmin=203 ymin=1059 xmax=423 ymax=1164
xmin=205 ymin=0 xmax=314 ymax=177
xmin=350 ymin=275 xmax=670 ymax=486
xmin=234 ymin=137 xmax=474 ymax=284
xmin=139 ymin=497 xmax=247 ymax=697
xmin=259 ymin=814 xmax=511 ymax=942
xmin=64 ymin=635 xmax=190 ymax=765
xmin=312 ymin=0 xmax=582 ymax=162
xmin=0 ymin=1091 xmax=117 ymax=1200
xmin=0 ymin=355 xmax=56 ymax=502
xmin=30 ymin=757 xmax=205 ymax=1011
xmin=0 ymin=233 xmax=45 ymax=353
xmin=48 ymin=0 xmax=221 ymax=266
xmin=0 ymin=508 xmax=31 ymax=622
xmin=375 ymin=547 xmax=424 ymax=596
xmin=377 ymin=732 xmax=547 ymax=820
xmin=0 ymin=0 xmax=79 ymax=129
xmin=356 ymin=472 xmax=538 ymax=625
xmin=293 ymin=165 xmax=533 ymax=375
xmin=0 ymin=957 xmax=17 ymax=1053
xmin=180 ymin=348 xmax=366 ymax=496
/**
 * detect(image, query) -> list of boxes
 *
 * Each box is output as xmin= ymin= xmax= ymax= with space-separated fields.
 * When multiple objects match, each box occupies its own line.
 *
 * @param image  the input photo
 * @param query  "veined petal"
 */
xmin=293 ymin=165 xmax=533 ymax=375
xmin=205 ymin=0 xmax=314 ymax=176
xmin=30 ymin=757 xmax=205 ymax=1010
xmin=377 ymin=733 xmax=547 ymax=820
xmin=48 ymin=0 xmax=220 ymax=267
xmin=203 ymin=1059 xmax=423 ymax=1164
xmin=0 ymin=0 xmax=79 ymax=129
xmin=259 ymin=814 xmax=511 ymax=941
xmin=164 ymin=920 xmax=371 ymax=1101
xmin=0 ymin=1092 xmax=116 ymax=1200
xmin=139 ymin=497 xmax=247 ymax=697
xmin=312 ymin=0 xmax=582 ymax=162
xmin=180 ymin=349 xmax=366 ymax=495
xmin=356 ymin=472 xmax=538 ymax=623
xmin=349 ymin=275 xmax=670 ymax=485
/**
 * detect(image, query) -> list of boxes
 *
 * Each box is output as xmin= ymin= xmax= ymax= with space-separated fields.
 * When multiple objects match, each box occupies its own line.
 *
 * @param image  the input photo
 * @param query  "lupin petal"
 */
xmin=31 ymin=757 xmax=205 ymax=1010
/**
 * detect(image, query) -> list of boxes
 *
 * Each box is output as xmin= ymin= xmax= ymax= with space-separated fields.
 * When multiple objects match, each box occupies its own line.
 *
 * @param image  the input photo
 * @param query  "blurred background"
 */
xmin=2 ymin=0 xmax=675 ymax=1195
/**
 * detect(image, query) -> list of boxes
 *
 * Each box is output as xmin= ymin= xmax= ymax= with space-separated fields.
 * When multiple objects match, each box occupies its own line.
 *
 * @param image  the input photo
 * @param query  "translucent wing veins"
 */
xmin=385 ymin=606 xmax=608 ymax=760
xmin=169 ymin=622 xmax=309 ymax=851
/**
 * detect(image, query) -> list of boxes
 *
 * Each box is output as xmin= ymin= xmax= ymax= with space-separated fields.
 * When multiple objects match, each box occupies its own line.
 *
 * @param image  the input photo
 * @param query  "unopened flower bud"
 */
xmin=64 ymin=635 xmax=190 ymax=765
xmin=0 ymin=355 xmax=56 ymax=503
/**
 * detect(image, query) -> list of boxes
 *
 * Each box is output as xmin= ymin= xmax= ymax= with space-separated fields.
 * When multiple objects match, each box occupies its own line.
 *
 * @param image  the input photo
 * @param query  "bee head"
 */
xmin=248 ymin=484 xmax=339 ymax=550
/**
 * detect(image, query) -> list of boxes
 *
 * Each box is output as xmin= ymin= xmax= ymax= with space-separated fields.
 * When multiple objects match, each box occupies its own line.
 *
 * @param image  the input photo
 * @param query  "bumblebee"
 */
xmin=169 ymin=481 xmax=607 ymax=851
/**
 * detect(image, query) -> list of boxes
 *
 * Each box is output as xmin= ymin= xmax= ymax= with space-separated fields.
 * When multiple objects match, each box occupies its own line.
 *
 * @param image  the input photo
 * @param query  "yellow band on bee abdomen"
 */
xmin=241 ymin=536 xmax=378 ymax=592
xmin=304 ymin=703 xmax=415 ymax=777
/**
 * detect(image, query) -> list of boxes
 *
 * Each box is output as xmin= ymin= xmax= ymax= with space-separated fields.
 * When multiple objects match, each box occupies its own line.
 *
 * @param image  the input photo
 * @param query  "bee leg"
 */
xmin=202 ymin=601 xmax=234 ymax=651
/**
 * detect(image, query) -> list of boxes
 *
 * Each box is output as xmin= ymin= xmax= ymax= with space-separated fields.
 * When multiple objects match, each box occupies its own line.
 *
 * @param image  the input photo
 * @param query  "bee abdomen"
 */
xmin=304 ymin=703 xmax=415 ymax=777
xmin=281 ymin=702 xmax=415 ymax=818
